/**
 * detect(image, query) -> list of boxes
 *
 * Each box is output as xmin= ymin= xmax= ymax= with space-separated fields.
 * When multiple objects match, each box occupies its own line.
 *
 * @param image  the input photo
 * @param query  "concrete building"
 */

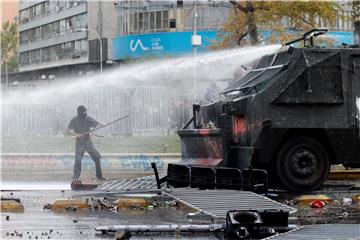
xmin=112 ymin=0 xmax=231 ymax=61
xmin=111 ymin=0 xmax=355 ymax=62
xmin=6 ymin=0 xmax=356 ymax=83
xmin=17 ymin=0 xmax=116 ymax=79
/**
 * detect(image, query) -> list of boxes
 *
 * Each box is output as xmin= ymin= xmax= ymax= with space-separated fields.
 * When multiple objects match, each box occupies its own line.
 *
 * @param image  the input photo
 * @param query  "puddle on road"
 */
xmin=0 ymin=181 xmax=71 ymax=191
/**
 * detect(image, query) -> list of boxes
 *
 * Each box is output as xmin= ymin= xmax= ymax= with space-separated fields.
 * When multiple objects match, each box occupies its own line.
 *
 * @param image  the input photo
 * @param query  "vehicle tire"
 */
xmin=276 ymin=137 xmax=330 ymax=192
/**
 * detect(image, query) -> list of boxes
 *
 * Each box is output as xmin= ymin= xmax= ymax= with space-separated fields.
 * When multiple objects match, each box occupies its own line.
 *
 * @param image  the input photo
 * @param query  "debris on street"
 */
xmin=294 ymin=195 xmax=332 ymax=205
xmin=0 ymin=200 xmax=24 ymax=213
xmin=50 ymin=199 xmax=89 ymax=212
xmin=310 ymin=200 xmax=325 ymax=209
xmin=96 ymin=223 xmax=225 ymax=234
xmin=115 ymin=230 xmax=132 ymax=240
xmin=87 ymin=197 xmax=117 ymax=211
xmin=115 ymin=197 xmax=150 ymax=210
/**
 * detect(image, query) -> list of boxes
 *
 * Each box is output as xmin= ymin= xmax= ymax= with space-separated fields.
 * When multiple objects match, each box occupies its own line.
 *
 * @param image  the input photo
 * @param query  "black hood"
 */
xmin=77 ymin=105 xmax=87 ymax=119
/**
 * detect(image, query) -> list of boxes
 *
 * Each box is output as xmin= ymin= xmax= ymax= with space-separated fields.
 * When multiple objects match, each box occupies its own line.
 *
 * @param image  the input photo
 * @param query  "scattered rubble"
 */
xmin=115 ymin=230 xmax=132 ymax=240
xmin=352 ymin=194 xmax=360 ymax=204
xmin=342 ymin=198 xmax=353 ymax=206
xmin=43 ymin=203 xmax=52 ymax=210
xmin=87 ymin=197 xmax=117 ymax=211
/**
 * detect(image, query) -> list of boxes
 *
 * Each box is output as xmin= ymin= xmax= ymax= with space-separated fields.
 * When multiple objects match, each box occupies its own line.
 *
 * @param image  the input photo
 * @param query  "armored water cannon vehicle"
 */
xmin=165 ymin=29 xmax=360 ymax=192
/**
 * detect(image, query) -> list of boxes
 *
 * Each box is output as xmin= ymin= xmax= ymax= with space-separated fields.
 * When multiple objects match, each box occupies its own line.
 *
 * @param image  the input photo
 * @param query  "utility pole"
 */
xmin=5 ymin=63 xmax=9 ymax=89
xmin=192 ymin=1 xmax=201 ymax=102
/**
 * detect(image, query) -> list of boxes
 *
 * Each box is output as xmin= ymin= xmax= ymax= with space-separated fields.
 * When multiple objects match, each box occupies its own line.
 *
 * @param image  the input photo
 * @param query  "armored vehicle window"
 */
xmin=256 ymin=54 xmax=274 ymax=68
xmin=223 ymin=48 xmax=292 ymax=98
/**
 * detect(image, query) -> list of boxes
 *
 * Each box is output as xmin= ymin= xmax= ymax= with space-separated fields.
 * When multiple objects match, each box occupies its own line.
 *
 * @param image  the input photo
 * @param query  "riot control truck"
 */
xmin=165 ymin=29 xmax=360 ymax=192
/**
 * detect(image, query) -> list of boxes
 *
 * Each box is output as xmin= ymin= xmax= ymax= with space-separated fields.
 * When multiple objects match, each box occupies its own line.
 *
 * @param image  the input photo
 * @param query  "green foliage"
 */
xmin=353 ymin=1 xmax=360 ymax=23
xmin=1 ymin=20 xmax=19 ymax=74
xmin=212 ymin=1 xmax=341 ymax=49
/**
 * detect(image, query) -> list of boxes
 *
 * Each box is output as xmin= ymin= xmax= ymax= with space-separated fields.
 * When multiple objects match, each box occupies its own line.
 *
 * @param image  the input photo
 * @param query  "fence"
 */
xmin=2 ymin=85 xmax=193 ymax=136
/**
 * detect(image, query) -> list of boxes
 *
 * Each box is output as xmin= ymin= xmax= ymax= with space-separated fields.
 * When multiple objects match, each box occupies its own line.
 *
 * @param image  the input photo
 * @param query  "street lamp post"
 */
xmin=5 ymin=63 xmax=9 ymax=89
xmin=192 ymin=1 xmax=201 ymax=103
xmin=76 ymin=28 xmax=103 ymax=74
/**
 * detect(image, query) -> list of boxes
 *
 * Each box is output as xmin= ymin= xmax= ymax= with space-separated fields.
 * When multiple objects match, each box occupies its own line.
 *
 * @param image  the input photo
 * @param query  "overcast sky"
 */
xmin=1 ymin=0 xmax=19 ymax=30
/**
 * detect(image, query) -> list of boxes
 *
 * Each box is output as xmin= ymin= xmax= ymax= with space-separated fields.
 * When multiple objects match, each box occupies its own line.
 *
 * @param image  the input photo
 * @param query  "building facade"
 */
xmin=12 ymin=0 xmax=357 ymax=81
xmin=113 ymin=0 xmax=231 ymax=60
xmin=112 ymin=0 xmax=356 ymax=61
xmin=17 ymin=0 xmax=116 ymax=78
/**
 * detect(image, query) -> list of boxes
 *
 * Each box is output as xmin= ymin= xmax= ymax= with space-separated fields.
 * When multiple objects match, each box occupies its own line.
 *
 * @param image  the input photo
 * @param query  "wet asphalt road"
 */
xmin=1 ymin=186 xmax=221 ymax=240
xmin=1 ymin=180 xmax=359 ymax=240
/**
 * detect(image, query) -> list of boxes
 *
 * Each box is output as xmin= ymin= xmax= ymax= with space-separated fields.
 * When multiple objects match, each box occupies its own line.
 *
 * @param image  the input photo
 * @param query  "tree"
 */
xmin=213 ymin=1 xmax=341 ymax=48
xmin=1 ymin=20 xmax=19 ymax=74
xmin=353 ymin=1 xmax=360 ymax=45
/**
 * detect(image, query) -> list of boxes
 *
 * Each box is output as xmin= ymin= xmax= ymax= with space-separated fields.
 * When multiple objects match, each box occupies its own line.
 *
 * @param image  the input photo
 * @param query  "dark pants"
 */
xmin=73 ymin=141 xmax=103 ymax=180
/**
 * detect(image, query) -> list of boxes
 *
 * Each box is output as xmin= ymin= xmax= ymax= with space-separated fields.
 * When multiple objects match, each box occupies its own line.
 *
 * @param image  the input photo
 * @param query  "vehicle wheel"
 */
xmin=276 ymin=137 xmax=330 ymax=192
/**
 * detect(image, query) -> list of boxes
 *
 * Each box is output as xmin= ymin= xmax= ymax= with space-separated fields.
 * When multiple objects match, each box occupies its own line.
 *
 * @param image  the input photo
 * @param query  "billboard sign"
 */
xmin=112 ymin=31 xmax=217 ymax=60
xmin=112 ymin=30 xmax=354 ymax=61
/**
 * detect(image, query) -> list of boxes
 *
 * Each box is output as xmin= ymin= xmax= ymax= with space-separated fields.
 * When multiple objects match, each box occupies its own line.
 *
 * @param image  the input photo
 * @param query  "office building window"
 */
xmin=33 ymin=3 xmax=44 ymax=19
xmin=133 ymin=13 xmax=137 ymax=33
xmin=44 ymin=1 xmax=50 ymax=14
xmin=150 ymin=11 xmax=155 ymax=30
xmin=60 ymin=19 xmax=66 ymax=34
xmin=20 ymin=13 xmax=87 ymax=46
xmin=66 ymin=17 xmax=73 ymax=32
xmin=58 ymin=1 xmax=66 ymax=11
xmin=120 ymin=9 xmax=169 ymax=35
xmin=64 ymin=41 xmax=74 ymax=56
xmin=73 ymin=13 xmax=87 ymax=30
xmin=53 ymin=21 xmax=61 ymax=36
xmin=50 ymin=45 xmax=58 ymax=60
xmin=139 ymin=12 xmax=144 ymax=32
xmin=30 ymin=49 xmax=41 ymax=63
xmin=22 ymin=39 xmax=87 ymax=65
xmin=42 ymin=47 xmax=51 ymax=62
xmin=65 ymin=0 xmax=73 ymax=9
xmin=19 ymin=0 xmax=86 ymax=24
xmin=74 ymin=39 xmax=88 ymax=54
xmin=28 ymin=27 xmax=41 ymax=42
xmin=155 ymin=11 xmax=162 ymax=30
xmin=19 ymin=9 xmax=30 ymax=23
xmin=41 ymin=23 xmax=50 ymax=39
xmin=162 ymin=10 xmax=168 ymax=29
xmin=20 ymin=52 xmax=29 ymax=65
xmin=20 ymin=31 xmax=29 ymax=44
xmin=144 ymin=12 xmax=149 ymax=31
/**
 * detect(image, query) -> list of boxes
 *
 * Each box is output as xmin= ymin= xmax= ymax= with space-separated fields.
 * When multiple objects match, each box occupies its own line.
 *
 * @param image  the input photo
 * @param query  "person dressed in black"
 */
xmin=65 ymin=105 xmax=106 ymax=180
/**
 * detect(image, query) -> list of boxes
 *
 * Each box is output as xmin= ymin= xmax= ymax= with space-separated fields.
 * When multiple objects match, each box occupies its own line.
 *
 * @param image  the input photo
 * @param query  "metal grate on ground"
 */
xmin=163 ymin=188 xmax=297 ymax=218
xmin=265 ymin=224 xmax=360 ymax=240
xmin=96 ymin=174 xmax=167 ymax=191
